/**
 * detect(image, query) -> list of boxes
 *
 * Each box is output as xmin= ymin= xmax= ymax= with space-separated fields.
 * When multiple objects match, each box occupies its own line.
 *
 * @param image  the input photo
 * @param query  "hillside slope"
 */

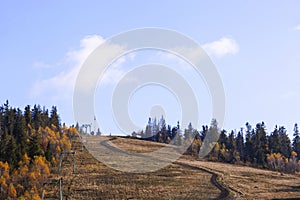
xmin=43 ymin=136 xmax=300 ymax=199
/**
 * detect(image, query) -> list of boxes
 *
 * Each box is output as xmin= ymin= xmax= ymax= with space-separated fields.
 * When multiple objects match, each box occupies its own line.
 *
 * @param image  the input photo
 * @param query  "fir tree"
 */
xmin=293 ymin=123 xmax=300 ymax=159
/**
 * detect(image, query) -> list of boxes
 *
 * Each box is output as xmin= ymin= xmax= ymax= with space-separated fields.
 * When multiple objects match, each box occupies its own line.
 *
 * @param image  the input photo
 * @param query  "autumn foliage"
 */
xmin=0 ymin=102 xmax=77 ymax=199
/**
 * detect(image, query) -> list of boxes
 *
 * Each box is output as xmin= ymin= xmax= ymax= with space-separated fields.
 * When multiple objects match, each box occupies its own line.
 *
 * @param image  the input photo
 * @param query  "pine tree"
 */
xmin=278 ymin=126 xmax=291 ymax=158
xmin=24 ymin=105 xmax=32 ymax=127
xmin=236 ymin=129 xmax=245 ymax=162
xmin=200 ymin=125 xmax=208 ymax=141
xmin=184 ymin=122 xmax=195 ymax=142
xmin=32 ymin=105 xmax=42 ymax=131
xmin=184 ymin=123 xmax=195 ymax=154
xmin=199 ymin=119 xmax=219 ymax=158
xmin=227 ymin=130 xmax=237 ymax=163
xmin=218 ymin=129 xmax=228 ymax=147
xmin=145 ymin=117 xmax=152 ymax=139
xmin=6 ymin=135 xmax=18 ymax=168
xmin=14 ymin=108 xmax=28 ymax=161
xmin=269 ymin=125 xmax=281 ymax=154
xmin=50 ymin=106 xmax=60 ymax=131
xmin=253 ymin=122 xmax=268 ymax=166
xmin=44 ymin=141 xmax=53 ymax=164
xmin=293 ymin=123 xmax=300 ymax=160
xmin=28 ymin=130 xmax=43 ymax=159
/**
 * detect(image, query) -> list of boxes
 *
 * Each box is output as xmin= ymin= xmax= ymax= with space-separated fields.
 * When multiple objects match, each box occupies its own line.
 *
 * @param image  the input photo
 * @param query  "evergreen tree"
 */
xmin=199 ymin=119 xmax=219 ymax=158
xmin=244 ymin=124 xmax=254 ymax=163
xmin=253 ymin=122 xmax=268 ymax=166
xmin=200 ymin=125 xmax=208 ymax=141
xmin=24 ymin=105 xmax=32 ymax=127
xmin=227 ymin=130 xmax=237 ymax=163
xmin=4 ymin=134 xmax=18 ymax=168
xmin=32 ymin=105 xmax=42 ymax=131
xmin=269 ymin=125 xmax=281 ymax=154
xmin=184 ymin=122 xmax=195 ymax=142
xmin=293 ymin=123 xmax=300 ymax=159
xmin=184 ymin=123 xmax=195 ymax=154
xmin=14 ymin=108 xmax=27 ymax=161
xmin=145 ymin=118 xmax=152 ymax=139
xmin=167 ymin=125 xmax=172 ymax=140
xmin=41 ymin=106 xmax=49 ymax=128
xmin=278 ymin=126 xmax=291 ymax=158
xmin=236 ymin=129 xmax=245 ymax=162
xmin=50 ymin=106 xmax=60 ymax=131
xmin=218 ymin=129 xmax=228 ymax=147
xmin=28 ymin=130 xmax=43 ymax=159
xmin=44 ymin=141 xmax=53 ymax=164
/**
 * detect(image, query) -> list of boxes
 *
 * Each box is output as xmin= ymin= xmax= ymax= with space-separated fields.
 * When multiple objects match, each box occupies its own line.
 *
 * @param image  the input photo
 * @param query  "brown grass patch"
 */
xmin=179 ymin=156 xmax=300 ymax=199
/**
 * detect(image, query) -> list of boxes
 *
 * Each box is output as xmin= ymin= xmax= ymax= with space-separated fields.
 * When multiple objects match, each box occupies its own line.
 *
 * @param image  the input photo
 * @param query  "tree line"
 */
xmin=0 ymin=101 xmax=78 ymax=199
xmin=134 ymin=116 xmax=300 ymax=174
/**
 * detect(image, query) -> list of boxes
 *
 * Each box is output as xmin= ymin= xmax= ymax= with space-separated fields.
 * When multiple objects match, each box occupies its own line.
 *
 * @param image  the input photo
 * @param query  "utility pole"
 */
xmin=42 ymin=178 xmax=63 ymax=200
xmin=58 ymin=152 xmax=76 ymax=173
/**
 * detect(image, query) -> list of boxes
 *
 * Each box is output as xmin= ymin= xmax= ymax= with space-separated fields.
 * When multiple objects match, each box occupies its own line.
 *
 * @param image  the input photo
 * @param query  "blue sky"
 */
xmin=1 ymin=1 xmax=300 ymax=137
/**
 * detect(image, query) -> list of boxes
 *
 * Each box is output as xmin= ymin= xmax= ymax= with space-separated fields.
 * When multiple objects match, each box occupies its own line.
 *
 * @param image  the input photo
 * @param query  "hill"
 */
xmin=44 ymin=136 xmax=300 ymax=199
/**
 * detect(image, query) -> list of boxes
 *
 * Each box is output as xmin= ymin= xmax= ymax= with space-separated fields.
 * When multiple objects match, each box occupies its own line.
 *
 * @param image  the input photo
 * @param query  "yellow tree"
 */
xmin=0 ymin=161 xmax=10 ymax=199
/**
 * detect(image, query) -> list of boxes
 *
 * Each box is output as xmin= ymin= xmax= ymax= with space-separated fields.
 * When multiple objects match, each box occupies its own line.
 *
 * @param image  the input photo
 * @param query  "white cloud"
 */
xmin=31 ymin=35 xmax=239 ymax=104
xmin=66 ymin=35 xmax=105 ymax=65
xmin=30 ymin=34 xmax=137 ymax=109
xmin=202 ymin=37 xmax=239 ymax=58
xmin=294 ymin=25 xmax=300 ymax=31
xmin=31 ymin=35 xmax=105 ymax=98
xmin=30 ymin=34 xmax=134 ymax=126
xmin=154 ymin=37 xmax=239 ymax=73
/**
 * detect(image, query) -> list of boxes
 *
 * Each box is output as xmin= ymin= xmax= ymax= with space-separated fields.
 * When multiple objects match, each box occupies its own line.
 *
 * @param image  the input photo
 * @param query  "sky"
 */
xmin=1 ymin=1 xmax=300 ymax=137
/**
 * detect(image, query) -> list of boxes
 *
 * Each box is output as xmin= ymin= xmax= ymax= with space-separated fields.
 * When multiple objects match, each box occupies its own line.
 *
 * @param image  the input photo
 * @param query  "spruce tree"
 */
xmin=269 ymin=125 xmax=281 ymax=154
xmin=253 ymin=122 xmax=268 ymax=166
xmin=236 ymin=129 xmax=245 ymax=162
xmin=50 ymin=106 xmax=60 ymax=131
xmin=278 ymin=126 xmax=291 ymax=158
xmin=293 ymin=123 xmax=300 ymax=159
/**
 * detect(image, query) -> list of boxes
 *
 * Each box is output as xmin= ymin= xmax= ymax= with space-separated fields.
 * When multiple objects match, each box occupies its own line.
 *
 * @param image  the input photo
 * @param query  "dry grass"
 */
xmin=179 ymin=156 xmax=300 ymax=199
xmin=109 ymin=137 xmax=168 ymax=153
xmin=43 ymin=137 xmax=221 ymax=199
xmin=44 ymin=136 xmax=300 ymax=199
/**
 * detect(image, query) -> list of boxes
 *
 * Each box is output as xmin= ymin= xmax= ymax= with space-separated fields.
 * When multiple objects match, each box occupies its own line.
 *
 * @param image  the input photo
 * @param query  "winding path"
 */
xmin=100 ymin=137 xmax=231 ymax=199
xmin=174 ymin=162 xmax=230 ymax=200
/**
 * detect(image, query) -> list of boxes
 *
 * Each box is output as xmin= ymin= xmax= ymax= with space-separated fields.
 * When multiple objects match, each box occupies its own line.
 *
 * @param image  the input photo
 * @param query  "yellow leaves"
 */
xmin=267 ymin=153 xmax=284 ymax=161
xmin=214 ymin=142 xmax=220 ymax=152
xmin=18 ymin=153 xmax=30 ymax=167
xmin=291 ymin=151 xmax=298 ymax=157
xmin=32 ymin=193 xmax=41 ymax=200
xmin=12 ymin=155 xmax=50 ymax=198
xmin=0 ymin=161 xmax=9 ymax=172
xmin=0 ymin=161 xmax=10 ymax=181
xmin=8 ymin=183 xmax=17 ymax=198
xmin=267 ymin=152 xmax=300 ymax=173
xmin=28 ymin=172 xmax=36 ymax=180
xmin=51 ymin=124 xmax=58 ymax=131
xmin=23 ymin=153 xmax=30 ymax=164
xmin=22 ymin=188 xmax=41 ymax=200
xmin=1 ymin=126 xmax=78 ymax=199
xmin=0 ymin=177 xmax=17 ymax=199
xmin=56 ymin=145 xmax=61 ymax=152
xmin=31 ymin=156 xmax=50 ymax=180
xmin=0 ymin=176 xmax=8 ymax=188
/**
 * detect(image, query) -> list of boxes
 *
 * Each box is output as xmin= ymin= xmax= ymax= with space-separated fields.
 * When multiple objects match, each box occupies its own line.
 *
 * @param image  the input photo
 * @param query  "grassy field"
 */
xmin=179 ymin=157 xmax=300 ymax=199
xmin=43 ymin=136 xmax=300 ymax=199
